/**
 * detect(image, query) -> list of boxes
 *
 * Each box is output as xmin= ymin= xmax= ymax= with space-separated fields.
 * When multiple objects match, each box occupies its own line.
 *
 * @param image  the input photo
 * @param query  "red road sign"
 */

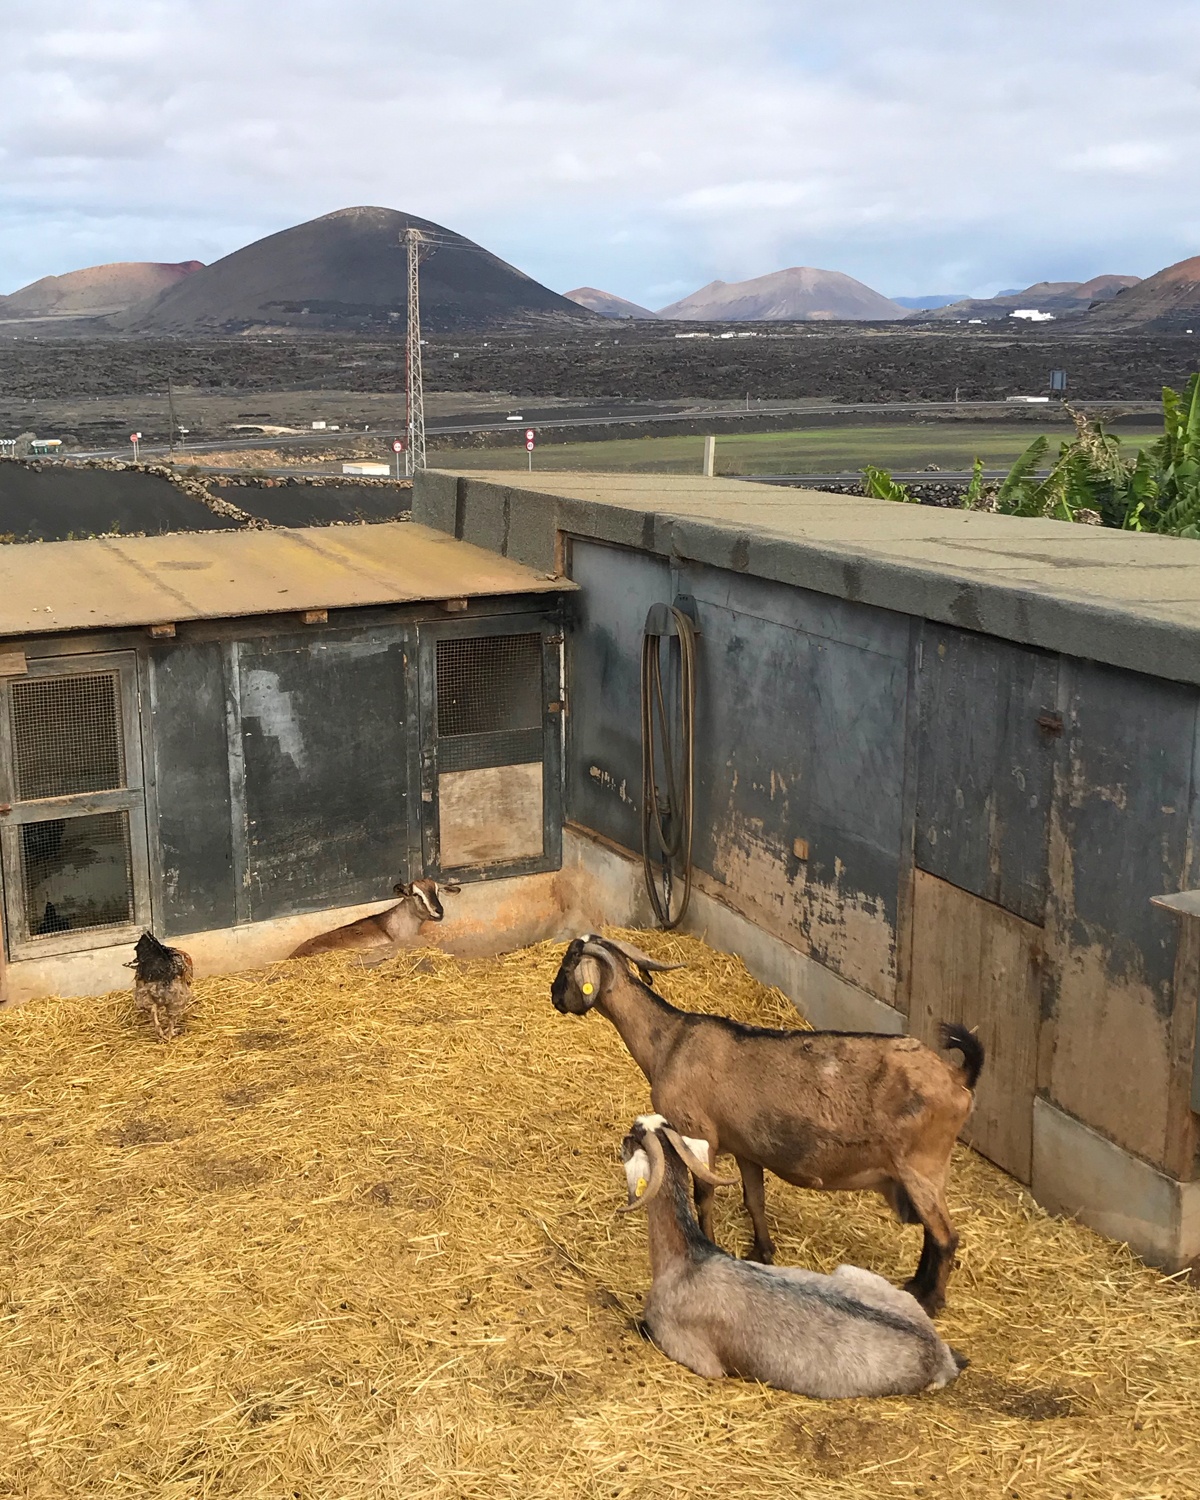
xmin=525 ymin=429 xmax=535 ymax=442
xmin=131 ymin=432 xmax=141 ymax=441
xmin=526 ymin=439 xmax=535 ymax=452
xmin=392 ymin=439 xmax=405 ymax=452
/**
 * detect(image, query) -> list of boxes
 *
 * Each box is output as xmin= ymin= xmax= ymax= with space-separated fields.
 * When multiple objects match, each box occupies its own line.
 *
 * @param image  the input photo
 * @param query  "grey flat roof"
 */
xmin=0 ymin=521 xmax=569 ymax=640
xmin=415 ymin=471 xmax=1200 ymax=688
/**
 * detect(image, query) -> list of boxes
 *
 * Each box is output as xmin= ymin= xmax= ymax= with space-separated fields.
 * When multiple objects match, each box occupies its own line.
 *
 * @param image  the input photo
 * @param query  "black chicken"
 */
xmin=129 ymin=932 xmax=194 ymax=1042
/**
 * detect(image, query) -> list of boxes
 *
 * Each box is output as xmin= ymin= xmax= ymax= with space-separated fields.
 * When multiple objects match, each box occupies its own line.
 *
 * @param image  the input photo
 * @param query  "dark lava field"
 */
xmin=1 ymin=324 xmax=1196 ymax=439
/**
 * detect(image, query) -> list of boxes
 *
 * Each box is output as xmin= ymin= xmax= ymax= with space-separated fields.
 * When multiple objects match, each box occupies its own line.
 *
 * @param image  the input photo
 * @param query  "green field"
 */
xmin=431 ymin=423 xmax=1164 ymax=477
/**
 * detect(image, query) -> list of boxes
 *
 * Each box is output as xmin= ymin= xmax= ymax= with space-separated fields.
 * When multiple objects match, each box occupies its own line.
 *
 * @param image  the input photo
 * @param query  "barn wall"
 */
xmin=148 ymin=639 xmax=236 ymax=935
xmin=414 ymin=470 xmax=1200 ymax=1267
xmin=560 ymin=536 xmax=1200 ymax=1206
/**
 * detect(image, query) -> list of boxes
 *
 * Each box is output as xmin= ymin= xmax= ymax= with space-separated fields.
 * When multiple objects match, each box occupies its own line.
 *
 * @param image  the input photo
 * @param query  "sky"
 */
xmin=2 ymin=0 xmax=1199 ymax=308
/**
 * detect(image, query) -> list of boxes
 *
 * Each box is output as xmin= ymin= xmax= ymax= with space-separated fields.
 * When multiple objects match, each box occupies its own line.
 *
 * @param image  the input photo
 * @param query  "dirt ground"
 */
xmin=0 ymin=930 xmax=1197 ymax=1499
xmin=0 ymin=326 xmax=1194 ymax=449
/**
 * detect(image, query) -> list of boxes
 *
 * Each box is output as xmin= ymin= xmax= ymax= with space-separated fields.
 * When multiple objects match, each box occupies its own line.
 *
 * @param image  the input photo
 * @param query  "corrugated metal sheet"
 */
xmin=0 ymin=523 xmax=571 ymax=639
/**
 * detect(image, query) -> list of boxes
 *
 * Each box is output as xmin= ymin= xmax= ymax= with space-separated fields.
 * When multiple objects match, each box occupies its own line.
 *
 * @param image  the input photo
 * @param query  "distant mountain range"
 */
xmin=0 ymin=209 xmax=594 ymax=334
xmin=564 ymin=287 xmax=658 ymax=319
xmin=657 ymin=267 xmax=906 ymax=321
xmin=1080 ymin=255 xmax=1200 ymax=333
xmin=2 ymin=221 xmax=1196 ymax=335
xmin=0 ymin=260 xmax=204 ymax=320
xmin=912 ymin=275 xmax=1141 ymax=322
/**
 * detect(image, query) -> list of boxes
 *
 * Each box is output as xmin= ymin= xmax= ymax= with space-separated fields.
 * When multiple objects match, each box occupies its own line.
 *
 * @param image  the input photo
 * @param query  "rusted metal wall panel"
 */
xmin=1046 ymin=659 xmax=1197 ymax=1168
xmin=564 ymin=541 xmax=908 ymax=1004
xmin=237 ymin=629 xmax=413 ymax=922
xmin=149 ymin=641 xmax=236 ymax=936
xmin=678 ymin=565 xmax=909 ymax=1005
xmin=565 ymin=541 xmax=671 ymax=853
xmin=914 ymin=622 xmax=1058 ymax=924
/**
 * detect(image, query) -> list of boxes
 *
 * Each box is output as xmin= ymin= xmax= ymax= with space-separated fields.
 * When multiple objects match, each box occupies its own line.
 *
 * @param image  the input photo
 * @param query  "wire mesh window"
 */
xmin=10 ymin=673 xmax=126 ymax=801
xmin=18 ymin=811 xmax=135 ymax=938
xmin=436 ymin=634 xmax=544 ymax=771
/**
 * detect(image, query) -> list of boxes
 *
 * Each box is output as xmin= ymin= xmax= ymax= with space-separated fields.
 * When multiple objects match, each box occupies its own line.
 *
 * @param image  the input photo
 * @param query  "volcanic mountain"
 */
xmin=657 ymin=267 xmax=906 ymax=321
xmin=915 ymin=275 xmax=1141 ymax=322
xmin=1081 ymin=255 xmax=1200 ymax=332
xmin=0 ymin=260 xmax=204 ymax=320
xmin=564 ymin=287 xmax=658 ymax=319
xmin=112 ymin=207 xmax=593 ymax=334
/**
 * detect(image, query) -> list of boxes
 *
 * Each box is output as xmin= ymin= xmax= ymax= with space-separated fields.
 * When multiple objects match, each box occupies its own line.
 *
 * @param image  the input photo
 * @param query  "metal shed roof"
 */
xmin=0 ymin=522 xmax=570 ymax=640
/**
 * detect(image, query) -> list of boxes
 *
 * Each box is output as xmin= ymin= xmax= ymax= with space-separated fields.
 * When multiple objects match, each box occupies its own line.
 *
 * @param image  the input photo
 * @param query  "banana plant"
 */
xmin=862 ymin=377 xmax=1200 ymax=539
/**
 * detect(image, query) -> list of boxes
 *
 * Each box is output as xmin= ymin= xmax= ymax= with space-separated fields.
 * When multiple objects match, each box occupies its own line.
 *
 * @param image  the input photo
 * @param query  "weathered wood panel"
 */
xmin=680 ymin=565 xmax=910 ymax=1006
xmin=238 ymin=630 xmax=410 ymax=921
xmin=1045 ymin=660 xmax=1196 ymax=1168
xmin=439 ymin=764 xmax=543 ymax=868
xmin=915 ymin=623 xmax=1058 ymax=925
xmin=910 ymin=869 xmax=1043 ymax=1182
xmin=565 ymin=541 xmax=671 ymax=852
xmin=149 ymin=641 xmax=236 ymax=936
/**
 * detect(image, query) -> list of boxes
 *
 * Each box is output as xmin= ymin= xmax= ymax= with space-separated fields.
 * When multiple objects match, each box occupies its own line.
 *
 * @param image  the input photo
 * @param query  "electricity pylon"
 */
xmin=404 ymin=226 xmax=427 ymax=477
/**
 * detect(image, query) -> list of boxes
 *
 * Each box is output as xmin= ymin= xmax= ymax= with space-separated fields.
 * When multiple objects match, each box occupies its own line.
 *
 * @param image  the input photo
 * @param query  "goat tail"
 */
xmin=939 ymin=1022 xmax=985 ymax=1091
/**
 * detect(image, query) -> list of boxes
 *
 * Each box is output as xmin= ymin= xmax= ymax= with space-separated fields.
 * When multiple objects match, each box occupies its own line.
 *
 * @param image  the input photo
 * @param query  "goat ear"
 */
xmin=575 ymin=954 xmax=605 ymax=1003
xmin=393 ymin=882 xmax=410 ymax=897
xmin=681 ymin=1135 xmax=712 ymax=1169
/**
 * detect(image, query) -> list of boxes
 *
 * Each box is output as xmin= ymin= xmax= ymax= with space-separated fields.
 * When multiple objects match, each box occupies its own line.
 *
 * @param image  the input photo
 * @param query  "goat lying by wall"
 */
xmin=620 ymin=1114 xmax=965 ymax=1397
xmin=289 ymin=879 xmax=458 ymax=959
xmin=552 ymin=935 xmax=984 ymax=1315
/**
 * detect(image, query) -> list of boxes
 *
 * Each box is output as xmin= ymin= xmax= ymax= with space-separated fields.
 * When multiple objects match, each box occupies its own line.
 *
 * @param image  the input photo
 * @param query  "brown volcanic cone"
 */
xmin=564 ymin=287 xmax=658 ymax=319
xmin=1083 ymin=255 xmax=1200 ymax=331
xmin=657 ymin=266 xmax=906 ymax=321
xmin=112 ymin=206 xmax=594 ymax=334
xmin=0 ymin=260 xmax=203 ymax=319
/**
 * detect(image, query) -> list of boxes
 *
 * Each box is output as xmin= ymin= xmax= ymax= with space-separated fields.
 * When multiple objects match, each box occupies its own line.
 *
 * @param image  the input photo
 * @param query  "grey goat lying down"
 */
xmin=620 ymin=1115 xmax=966 ymax=1399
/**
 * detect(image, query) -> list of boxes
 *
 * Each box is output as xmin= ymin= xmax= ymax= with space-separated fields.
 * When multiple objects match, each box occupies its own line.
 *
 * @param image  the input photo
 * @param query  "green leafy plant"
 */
xmin=862 ymin=464 xmax=918 ymax=503
xmin=863 ymin=375 xmax=1200 ymax=538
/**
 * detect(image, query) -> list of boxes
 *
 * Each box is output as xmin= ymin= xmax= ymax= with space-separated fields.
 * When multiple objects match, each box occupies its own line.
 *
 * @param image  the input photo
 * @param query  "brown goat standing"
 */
xmin=551 ymin=935 xmax=984 ymax=1315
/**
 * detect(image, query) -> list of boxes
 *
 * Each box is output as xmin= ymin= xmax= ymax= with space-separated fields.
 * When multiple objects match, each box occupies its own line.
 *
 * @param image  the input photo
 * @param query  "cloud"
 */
xmin=0 ymin=0 xmax=1197 ymax=301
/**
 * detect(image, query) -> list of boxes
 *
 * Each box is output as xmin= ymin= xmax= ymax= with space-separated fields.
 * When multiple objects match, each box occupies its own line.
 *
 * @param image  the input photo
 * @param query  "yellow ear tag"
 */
xmin=581 ymin=982 xmax=594 ymax=995
xmin=635 ymin=1177 xmax=648 ymax=1198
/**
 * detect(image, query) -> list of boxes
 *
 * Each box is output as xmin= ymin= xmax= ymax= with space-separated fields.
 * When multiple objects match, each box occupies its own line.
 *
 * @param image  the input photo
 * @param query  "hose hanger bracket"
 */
xmin=640 ymin=595 xmax=699 ymax=930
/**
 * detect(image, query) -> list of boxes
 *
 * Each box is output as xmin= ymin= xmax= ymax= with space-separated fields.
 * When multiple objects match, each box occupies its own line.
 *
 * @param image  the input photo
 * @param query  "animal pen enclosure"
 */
xmin=0 ymin=521 xmax=571 ymax=1005
xmin=3 ymin=481 xmax=1200 ymax=1496
xmin=416 ymin=469 xmax=1200 ymax=1275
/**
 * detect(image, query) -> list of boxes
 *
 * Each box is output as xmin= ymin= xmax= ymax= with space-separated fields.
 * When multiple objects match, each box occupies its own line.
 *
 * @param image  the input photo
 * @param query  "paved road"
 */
xmin=60 ymin=398 xmax=1097 ymax=462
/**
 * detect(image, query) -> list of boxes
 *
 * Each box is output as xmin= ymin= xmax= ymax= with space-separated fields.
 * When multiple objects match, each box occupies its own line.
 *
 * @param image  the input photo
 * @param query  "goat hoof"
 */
xmin=747 ymin=1245 xmax=775 ymax=1265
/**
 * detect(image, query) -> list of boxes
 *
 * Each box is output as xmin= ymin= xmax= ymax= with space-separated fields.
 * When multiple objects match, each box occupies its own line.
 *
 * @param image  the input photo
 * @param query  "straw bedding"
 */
xmin=1 ymin=930 xmax=1197 ymax=1499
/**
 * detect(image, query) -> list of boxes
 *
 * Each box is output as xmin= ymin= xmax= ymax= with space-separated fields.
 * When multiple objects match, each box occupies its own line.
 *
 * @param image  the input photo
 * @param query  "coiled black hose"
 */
xmin=640 ymin=605 xmax=697 ymax=929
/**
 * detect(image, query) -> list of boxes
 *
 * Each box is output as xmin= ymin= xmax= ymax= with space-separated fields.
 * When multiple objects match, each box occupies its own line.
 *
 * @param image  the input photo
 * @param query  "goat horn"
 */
xmin=619 ymin=1128 xmax=667 ymax=1213
xmin=580 ymin=942 xmax=620 ymax=976
xmin=595 ymin=936 xmax=687 ymax=974
xmin=662 ymin=1127 xmax=739 ymax=1188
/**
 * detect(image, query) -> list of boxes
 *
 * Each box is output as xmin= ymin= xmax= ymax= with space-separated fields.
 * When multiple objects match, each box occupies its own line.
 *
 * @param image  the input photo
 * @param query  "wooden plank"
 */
xmin=438 ymin=764 xmax=544 ymax=868
xmin=0 ymin=651 xmax=27 ymax=678
xmin=910 ymin=868 xmax=1042 ymax=1182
